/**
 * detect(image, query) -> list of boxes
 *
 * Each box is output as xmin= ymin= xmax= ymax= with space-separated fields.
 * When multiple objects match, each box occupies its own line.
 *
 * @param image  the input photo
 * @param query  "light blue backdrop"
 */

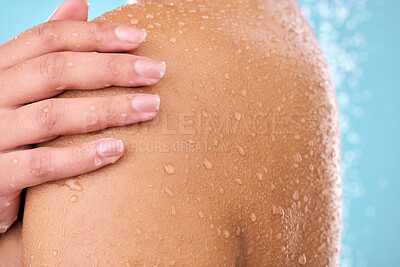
xmin=0 ymin=1 xmax=399 ymax=266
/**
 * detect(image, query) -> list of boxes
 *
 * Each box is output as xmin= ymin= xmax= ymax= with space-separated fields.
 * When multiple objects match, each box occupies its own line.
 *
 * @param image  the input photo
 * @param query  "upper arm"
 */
xmin=241 ymin=24 xmax=342 ymax=267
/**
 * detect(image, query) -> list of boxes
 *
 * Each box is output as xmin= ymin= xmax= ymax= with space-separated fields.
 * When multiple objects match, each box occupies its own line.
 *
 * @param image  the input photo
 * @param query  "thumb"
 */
xmin=46 ymin=0 xmax=89 ymax=22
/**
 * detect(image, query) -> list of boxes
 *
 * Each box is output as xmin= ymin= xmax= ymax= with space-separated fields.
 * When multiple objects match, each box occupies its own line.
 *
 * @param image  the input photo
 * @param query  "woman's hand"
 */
xmin=0 ymin=0 xmax=165 ymax=234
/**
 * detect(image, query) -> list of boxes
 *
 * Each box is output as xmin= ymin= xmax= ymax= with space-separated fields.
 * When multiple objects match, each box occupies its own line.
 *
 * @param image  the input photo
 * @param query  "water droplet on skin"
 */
xmin=237 ymin=146 xmax=246 ymax=156
xmin=170 ymin=37 xmax=177 ymax=43
xmin=13 ymin=158 xmax=19 ymax=165
xmin=250 ymin=213 xmax=257 ymax=222
xmin=67 ymin=62 xmax=74 ymax=67
xmin=224 ymin=230 xmax=230 ymax=238
xmin=193 ymin=47 xmax=199 ymax=52
xmin=295 ymin=152 xmax=303 ymax=162
xmin=94 ymin=157 xmax=102 ymax=166
xmin=202 ymin=111 xmax=208 ymax=118
xmin=272 ymin=205 xmax=280 ymax=214
xmin=164 ymin=187 xmax=173 ymax=197
xmin=234 ymin=179 xmax=243 ymax=185
xmin=234 ymin=112 xmax=241 ymax=121
xmin=136 ymin=227 xmax=142 ymax=236
xmin=72 ymin=32 xmax=78 ymax=37
xmin=294 ymin=134 xmax=301 ymax=140
xmin=198 ymin=211 xmax=205 ymax=218
xmin=203 ymin=159 xmax=212 ymax=169
xmin=130 ymin=18 xmax=139 ymax=25
xmin=90 ymin=105 xmax=96 ymax=111
xmin=293 ymin=191 xmax=299 ymax=200
xmin=146 ymin=14 xmax=154 ymax=19
xmin=223 ymin=73 xmax=230 ymax=80
xmin=52 ymin=250 xmax=58 ymax=256
xmin=164 ymin=163 xmax=175 ymax=174
xmin=63 ymin=208 xmax=67 ymax=216
xmin=69 ymin=195 xmax=78 ymax=203
xmin=171 ymin=205 xmax=176 ymax=216
xmin=309 ymin=164 xmax=314 ymax=171
xmin=63 ymin=179 xmax=83 ymax=192
xmin=236 ymin=226 xmax=241 ymax=236
xmin=299 ymin=253 xmax=307 ymax=264
xmin=256 ymin=172 xmax=263 ymax=181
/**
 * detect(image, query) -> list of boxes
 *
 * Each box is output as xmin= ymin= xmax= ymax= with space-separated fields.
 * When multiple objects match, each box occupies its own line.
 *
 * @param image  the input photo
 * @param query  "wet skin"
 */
xmin=22 ymin=0 xmax=341 ymax=266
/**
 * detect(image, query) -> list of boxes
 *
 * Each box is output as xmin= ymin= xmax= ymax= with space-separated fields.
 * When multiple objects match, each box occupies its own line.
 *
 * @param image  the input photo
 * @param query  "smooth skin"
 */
xmin=22 ymin=0 xmax=342 ymax=266
xmin=0 ymin=0 xmax=165 ymax=251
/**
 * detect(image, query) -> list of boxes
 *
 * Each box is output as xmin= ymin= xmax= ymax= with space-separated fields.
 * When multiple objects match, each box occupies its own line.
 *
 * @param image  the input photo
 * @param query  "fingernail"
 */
xmin=115 ymin=26 xmax=147 ymax=44
xmin=131 ymin=94 xmax=160 ymax=113
xmin=97 ymin=139 xmax=124 ymax=158
xmin=135 ymin=60 xmax=166 ymax=79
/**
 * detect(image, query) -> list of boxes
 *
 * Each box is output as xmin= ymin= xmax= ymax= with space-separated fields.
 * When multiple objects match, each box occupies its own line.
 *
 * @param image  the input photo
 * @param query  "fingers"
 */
xmin=0 ymin=94 xmax=160 ymax=151
xmin=0 ymin=52 xmax=165 ymax=107
xmin=0 ymin=195 xmax=20 ymax=234
xmin=0 ymin=20 xmax=147 ymax=70
xmin=0 ymin=138 xmax=124 ymax=192
xmin=47 ymin=0 xmax=89 ymax=22
xmin=0 ymin=138 xmax=124 ymax=233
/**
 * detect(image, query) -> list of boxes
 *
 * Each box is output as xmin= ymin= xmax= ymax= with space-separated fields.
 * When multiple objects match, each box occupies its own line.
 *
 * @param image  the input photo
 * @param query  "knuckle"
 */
xmin=34 ymin=22 xmax=60 ymax=46
xmin=30 ymin=149 xmax=53 ymax=178
xmin=106 ymin=56 xmax=121 ymax=80
xmin=89 ymin=21 xmax=106 ymax=45
xmin=38 ymin=53 xmax=67 ymax=85
xmin=68 ymin=146 xmax=86 ymax=171
xmin=102 ymin=96 xmax=121 ymax=122
xmin=33 ymin=100 xmax=63 ymax=133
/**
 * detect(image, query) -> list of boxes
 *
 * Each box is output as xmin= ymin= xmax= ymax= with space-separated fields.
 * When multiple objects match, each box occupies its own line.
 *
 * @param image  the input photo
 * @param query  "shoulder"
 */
xmin=101 ymin=2 xmax=342 ymax=265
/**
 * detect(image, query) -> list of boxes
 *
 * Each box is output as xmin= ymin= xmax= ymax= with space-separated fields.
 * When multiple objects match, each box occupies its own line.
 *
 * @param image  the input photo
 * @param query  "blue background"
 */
xmin=0 ymin=1 xmax=399 ymax=266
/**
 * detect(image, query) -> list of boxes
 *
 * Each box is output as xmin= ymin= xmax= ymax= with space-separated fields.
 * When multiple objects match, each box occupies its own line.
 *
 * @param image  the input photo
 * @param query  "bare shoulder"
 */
xmin=22 ymin=1 xmax=341 ymax=266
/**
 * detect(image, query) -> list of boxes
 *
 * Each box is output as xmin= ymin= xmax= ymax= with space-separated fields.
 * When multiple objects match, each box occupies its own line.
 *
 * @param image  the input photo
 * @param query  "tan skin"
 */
xmin=8 ymin=0 xmax=342 ymax=266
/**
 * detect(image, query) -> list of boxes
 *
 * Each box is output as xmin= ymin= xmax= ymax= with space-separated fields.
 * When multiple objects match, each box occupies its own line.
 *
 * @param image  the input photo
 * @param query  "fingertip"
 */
xmin=96 ymin=138 xmax=124 ymax=162
xmin=47 ymin=0 xmax=89 ymax=22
